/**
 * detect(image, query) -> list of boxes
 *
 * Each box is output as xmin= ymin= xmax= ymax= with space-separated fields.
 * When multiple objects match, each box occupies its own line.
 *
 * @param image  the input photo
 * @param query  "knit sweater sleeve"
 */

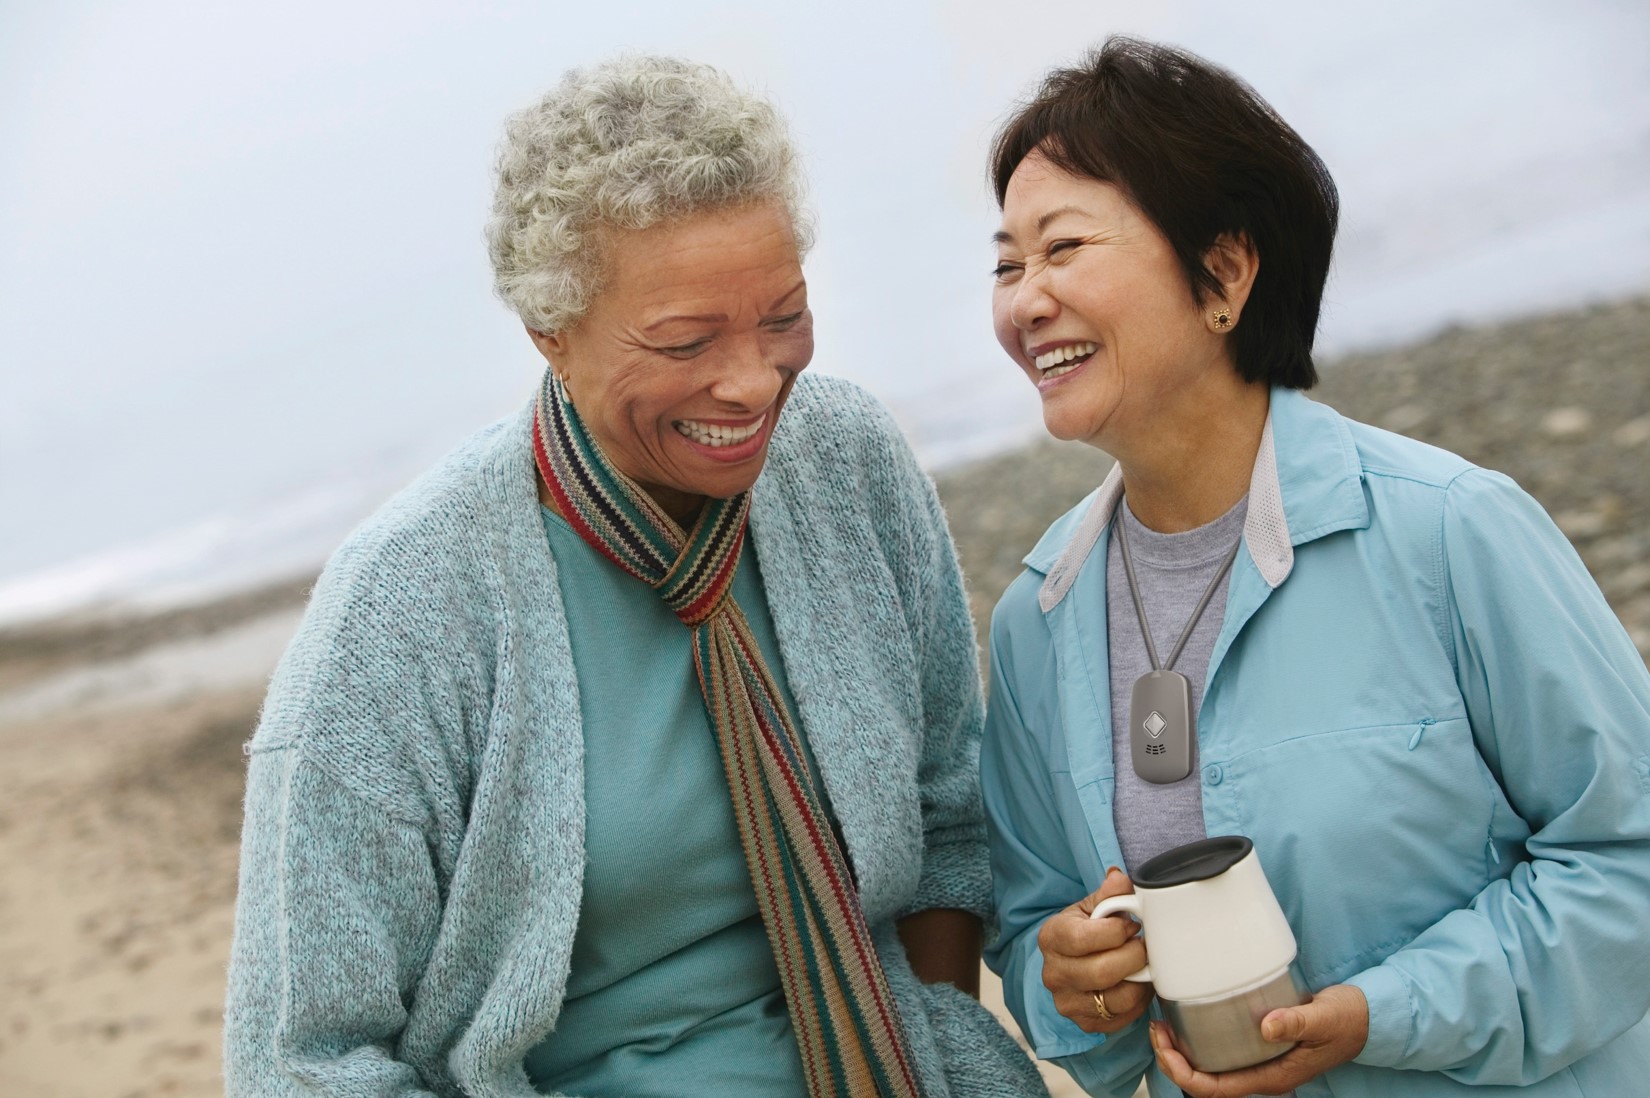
xmin=848 ymin=385 xmax=992 ymax=921
xmin=225 ymin=746 xmax=444 ymax=1097
xmin=223 ymin=516 xmax=484 ymax=1096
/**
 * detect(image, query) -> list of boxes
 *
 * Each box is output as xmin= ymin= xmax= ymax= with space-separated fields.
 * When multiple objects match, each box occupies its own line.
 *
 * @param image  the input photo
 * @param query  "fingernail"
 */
xmin=1105 ymin=866 xmax=1122 ymax=879
xmin=1262 ymin=1019 xmax=1279 ymax=1041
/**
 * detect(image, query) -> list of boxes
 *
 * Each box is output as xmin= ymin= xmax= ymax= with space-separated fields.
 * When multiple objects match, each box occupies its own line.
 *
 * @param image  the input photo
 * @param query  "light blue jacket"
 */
xmin=982 ymin=387 xmax=1650 ymax=1097
xmin=224 ymin=375 xmax=1047 ymax=1097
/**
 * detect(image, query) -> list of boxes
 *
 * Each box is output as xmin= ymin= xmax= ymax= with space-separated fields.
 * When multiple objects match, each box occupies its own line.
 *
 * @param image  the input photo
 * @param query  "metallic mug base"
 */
xmin=1159 ymin=963 xmax=1311 ymax=1074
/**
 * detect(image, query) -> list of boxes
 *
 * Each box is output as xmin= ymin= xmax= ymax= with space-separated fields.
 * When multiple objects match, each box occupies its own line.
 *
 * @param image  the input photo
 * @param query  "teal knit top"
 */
xmin=523 ymin=511 xmax=812 ymax=1095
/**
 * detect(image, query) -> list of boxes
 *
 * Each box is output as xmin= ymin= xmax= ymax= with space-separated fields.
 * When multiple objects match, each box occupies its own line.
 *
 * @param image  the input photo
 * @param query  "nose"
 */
xmin=708 ymin=333 xmax=786 ymax=409
xmin=1008 ymin=264 xmax=1058 ymax=332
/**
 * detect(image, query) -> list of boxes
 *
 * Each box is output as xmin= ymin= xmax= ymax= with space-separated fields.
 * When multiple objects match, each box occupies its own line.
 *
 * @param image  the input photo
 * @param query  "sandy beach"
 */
xmin=2 ymin=296 xmax=1646 ymax=1097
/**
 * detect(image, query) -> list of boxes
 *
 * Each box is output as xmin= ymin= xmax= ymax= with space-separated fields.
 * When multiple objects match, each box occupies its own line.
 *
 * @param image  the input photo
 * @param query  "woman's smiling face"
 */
xmin=531 ymin=201 xmax=813 ymax=523
xmin=992 ymin=149 xmax=1227 ymax=451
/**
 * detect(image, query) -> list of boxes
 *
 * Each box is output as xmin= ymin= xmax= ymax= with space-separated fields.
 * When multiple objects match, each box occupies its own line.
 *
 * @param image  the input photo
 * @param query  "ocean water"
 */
xmin=3 ymin=1 xmax=1648 ymax=626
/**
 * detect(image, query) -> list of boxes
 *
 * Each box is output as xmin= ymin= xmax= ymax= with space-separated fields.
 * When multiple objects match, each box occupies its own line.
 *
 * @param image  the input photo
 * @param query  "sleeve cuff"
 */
xmin=1346 ymin=963 xmax=1416 ymax=1067
xmin=905 ymin=830 xmax=993 ymax=921
xmin=1038 ymin=1026 xmax=1120 ymax=1062
xmin=1012 ymin=942 xmax=1106 ymax=1060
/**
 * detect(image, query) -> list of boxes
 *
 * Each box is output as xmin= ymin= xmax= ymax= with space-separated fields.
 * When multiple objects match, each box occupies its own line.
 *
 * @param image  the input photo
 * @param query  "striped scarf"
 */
xmin=531 ymin=371 xmax=927 ymax=1098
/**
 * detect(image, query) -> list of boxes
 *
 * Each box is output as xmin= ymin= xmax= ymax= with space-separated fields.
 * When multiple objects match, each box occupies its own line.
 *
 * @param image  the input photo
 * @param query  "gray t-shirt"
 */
xmin=1106 ymin=495 xmax=1247 ymax=872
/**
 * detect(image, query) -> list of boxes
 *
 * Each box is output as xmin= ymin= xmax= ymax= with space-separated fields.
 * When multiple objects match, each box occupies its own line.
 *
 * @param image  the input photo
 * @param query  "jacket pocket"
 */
xmin=1220 ymin=717 xmax=1513 ymax=989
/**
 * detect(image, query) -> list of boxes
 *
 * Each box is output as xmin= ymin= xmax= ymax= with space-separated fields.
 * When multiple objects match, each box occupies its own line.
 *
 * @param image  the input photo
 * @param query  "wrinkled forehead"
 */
xmin=594 ymin=203 xmax=807 ymax=313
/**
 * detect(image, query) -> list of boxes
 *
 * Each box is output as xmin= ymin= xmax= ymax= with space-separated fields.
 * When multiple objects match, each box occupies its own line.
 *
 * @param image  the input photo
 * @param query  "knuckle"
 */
xmin=1059 ymin=1003 xmax=1096 ymax=1033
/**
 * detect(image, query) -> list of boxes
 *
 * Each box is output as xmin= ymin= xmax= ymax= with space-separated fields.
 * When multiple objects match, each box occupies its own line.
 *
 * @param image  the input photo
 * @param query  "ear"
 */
xmin=526 ymin=324 xmax=569 ymax=366
xmin=525 ymin=325 xmax=578 ymax=395
xmin=1203 ymin=232 xmax=1259 ymax=330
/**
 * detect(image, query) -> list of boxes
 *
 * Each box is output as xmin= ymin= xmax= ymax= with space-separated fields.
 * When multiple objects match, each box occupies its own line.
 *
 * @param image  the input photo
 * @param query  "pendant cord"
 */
xmin=1116 ymin=501 xmax=1244 ymax=673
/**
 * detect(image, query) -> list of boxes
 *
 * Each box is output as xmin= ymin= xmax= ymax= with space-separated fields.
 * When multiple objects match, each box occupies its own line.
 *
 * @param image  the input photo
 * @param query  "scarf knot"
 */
xmin=658 ymin=507 xmax=747 ymax=628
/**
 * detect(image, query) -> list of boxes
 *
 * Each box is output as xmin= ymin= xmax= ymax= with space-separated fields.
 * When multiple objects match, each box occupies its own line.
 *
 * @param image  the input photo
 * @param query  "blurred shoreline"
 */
xmin=1 ymin=295 xmax=1645 ymax=1096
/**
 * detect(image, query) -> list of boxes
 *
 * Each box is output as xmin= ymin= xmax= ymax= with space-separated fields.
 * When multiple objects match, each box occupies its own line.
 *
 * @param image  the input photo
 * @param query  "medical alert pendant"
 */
xmin=1116 ymin=500 xmax=1240 ymax=785
xmin=1130 ymin=669 xmax=1194 ymax=784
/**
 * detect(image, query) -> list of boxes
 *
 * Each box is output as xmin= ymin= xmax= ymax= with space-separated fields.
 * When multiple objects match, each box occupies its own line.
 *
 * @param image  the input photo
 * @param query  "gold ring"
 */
xmin=1092 ymin=990 xmax=1114 ymax=1021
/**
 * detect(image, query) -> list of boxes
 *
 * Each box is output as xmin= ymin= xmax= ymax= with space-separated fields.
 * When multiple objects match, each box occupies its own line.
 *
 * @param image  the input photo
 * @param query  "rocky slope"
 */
xmin=936 ymin=295 xmax=1650 ymax=660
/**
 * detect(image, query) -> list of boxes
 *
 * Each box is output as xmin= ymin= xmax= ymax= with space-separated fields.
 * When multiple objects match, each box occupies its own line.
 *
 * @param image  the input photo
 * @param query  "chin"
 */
xmin=1041 ymin=392 xmax=1118 ymax=448
xmin=683 ymin=467 xmax=765 ymax=502
xmin=1041 ymin=410 xmax=1092 ymax=444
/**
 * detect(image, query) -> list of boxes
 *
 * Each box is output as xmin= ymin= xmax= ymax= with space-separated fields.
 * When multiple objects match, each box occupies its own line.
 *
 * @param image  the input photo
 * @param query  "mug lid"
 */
xmin=1133 ymin=835 xmax=1253 ymax=888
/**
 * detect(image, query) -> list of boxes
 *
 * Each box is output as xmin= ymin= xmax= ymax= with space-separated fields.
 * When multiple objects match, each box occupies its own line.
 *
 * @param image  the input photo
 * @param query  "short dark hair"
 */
xmin=991 ymin=37 xmax=1338 ymax=389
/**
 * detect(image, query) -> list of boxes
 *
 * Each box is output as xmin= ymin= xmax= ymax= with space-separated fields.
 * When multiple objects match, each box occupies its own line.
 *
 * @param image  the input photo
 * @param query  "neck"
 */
xmin=649 ymin=486 xmax=709 ymax=529
xmin=1113 ymin=377 xmax=1270 ymax=534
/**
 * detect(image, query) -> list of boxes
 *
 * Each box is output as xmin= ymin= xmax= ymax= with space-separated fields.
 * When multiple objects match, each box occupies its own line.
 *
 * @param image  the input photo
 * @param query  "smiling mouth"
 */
xmin=1034 ymin=341 xmax=1098 ymax=379
xmin=673 ymin=414 xmax=767 ymax=448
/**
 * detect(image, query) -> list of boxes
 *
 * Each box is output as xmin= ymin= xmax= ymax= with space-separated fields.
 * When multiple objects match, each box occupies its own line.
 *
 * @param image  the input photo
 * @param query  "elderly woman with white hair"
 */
xmin=222 ymin=55 xmax=1046 ymax=1098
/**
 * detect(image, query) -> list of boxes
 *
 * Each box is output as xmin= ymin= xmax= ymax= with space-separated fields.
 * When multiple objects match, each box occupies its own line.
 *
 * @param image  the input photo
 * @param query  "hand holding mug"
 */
xmin=1037 ymin=867 xmax=1153 ymax=1034
xmin=1149 ymin=983 xmax=1369 ymax=1097
xmin=1089 ymin=836 xmax=1311 ymax=1073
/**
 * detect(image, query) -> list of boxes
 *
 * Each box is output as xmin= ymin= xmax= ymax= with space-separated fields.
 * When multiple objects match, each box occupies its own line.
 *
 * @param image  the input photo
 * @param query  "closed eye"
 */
xmin=658 ymin=339 xmax=711 ymax=359
xmin=992 ymin=262 xmax=1023 ymax=283
xmin=765 ymin=311 xmax=805 ymax=330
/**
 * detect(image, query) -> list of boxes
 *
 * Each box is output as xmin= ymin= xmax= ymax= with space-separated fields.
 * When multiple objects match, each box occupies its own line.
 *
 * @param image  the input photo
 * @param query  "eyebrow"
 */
xmin=642 ymin=280 xmax=807 ymax=333
xmin=992 ymin=204 xmax=1092 ymax=245
xmin=644 ymin=313 xmax=727 ymax=333
xmin=765 ymin=279 xmax=808 ymax=314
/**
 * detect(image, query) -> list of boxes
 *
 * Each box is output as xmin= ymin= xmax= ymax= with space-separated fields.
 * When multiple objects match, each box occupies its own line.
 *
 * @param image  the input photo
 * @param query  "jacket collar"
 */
xmin=1031 ymin=387 xmax=1368 ymax=612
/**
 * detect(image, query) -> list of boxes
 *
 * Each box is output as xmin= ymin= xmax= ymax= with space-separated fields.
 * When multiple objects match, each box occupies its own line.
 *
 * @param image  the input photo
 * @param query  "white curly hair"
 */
xmin=486 ymin=55 xmax=814 ymax=334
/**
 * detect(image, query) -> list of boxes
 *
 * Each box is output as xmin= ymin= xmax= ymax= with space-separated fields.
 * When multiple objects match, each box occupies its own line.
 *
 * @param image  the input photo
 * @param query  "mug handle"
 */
xmin=1089 ymin=893 xmax=1152 ymax=983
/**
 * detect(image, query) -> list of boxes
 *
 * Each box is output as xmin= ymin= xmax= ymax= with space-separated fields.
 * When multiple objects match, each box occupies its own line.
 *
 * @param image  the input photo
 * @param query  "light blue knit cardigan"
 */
xmin=223 ymin=375 xmax=1049 ymax=1097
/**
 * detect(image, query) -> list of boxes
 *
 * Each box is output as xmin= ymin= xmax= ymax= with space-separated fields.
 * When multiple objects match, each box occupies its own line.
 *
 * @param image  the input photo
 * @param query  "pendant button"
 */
xmin=1203 ymin=764 xmax=1224 ymax=786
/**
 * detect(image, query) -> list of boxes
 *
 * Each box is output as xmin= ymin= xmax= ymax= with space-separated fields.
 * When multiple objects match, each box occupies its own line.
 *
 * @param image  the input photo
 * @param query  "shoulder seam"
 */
xmin=293 ymin=740 xmax=432 ymax=832
xmin=1358 ymin=463 xmax=1465 ymax=491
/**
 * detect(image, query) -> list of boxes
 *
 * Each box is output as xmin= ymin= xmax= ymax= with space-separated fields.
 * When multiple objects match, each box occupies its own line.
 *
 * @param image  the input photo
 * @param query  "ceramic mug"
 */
xmin=1090 ymin=835 xmax=1310 ymax=1072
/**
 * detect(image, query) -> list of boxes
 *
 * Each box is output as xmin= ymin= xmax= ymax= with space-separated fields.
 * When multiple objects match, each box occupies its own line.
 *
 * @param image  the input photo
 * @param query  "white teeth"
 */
xmin=675 ymin=415 xmax=765 ymax=447
xmin=1033 ymin=341 xmax=1098 ymax=372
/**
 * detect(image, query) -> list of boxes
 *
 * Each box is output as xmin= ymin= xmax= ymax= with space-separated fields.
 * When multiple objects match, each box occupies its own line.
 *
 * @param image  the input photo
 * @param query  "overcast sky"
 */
xmin=2 ymin=0 xmax=1647 ymax=616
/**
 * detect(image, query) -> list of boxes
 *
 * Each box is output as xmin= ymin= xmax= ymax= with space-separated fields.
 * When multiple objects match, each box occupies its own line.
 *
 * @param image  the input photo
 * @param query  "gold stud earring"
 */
xmin=1212 ymin=308 xmax=1233 ymax=331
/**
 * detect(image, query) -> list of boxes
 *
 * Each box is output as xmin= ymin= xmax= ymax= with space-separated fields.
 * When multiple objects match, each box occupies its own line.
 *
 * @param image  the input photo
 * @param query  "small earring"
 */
xmin=1211 ymin=308 xmax=1233 ymax=331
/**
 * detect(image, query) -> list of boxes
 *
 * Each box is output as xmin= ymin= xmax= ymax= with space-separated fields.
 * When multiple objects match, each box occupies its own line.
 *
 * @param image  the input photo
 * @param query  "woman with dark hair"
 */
xmin=979 ymin=36 xmax=1650 ymax=1097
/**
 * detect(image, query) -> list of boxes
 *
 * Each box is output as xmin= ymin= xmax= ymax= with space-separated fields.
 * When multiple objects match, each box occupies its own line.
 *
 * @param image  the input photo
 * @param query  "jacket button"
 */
xmin=1203 ymin=764 xmax=1223 ymax=786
